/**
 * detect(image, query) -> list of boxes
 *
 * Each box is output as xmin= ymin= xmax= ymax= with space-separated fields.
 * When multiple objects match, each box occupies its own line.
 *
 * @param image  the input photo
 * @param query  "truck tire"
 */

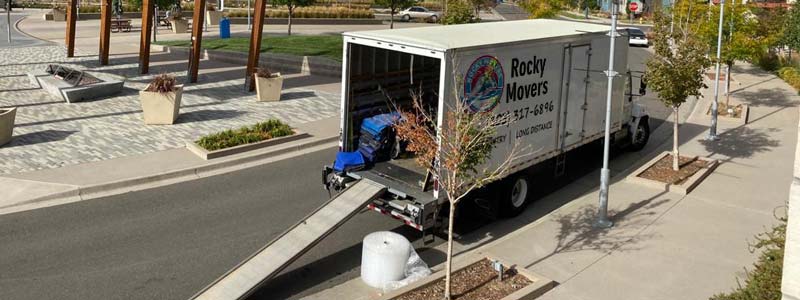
xmin=629 ymin=117 xmax=650 ymax=151
xmin=500 ymin=175 xmax=530 ymax=217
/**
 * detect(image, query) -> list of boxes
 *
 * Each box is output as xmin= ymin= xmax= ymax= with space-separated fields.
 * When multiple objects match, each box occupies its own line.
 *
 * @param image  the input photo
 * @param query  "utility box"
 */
xmin=219 ymin=18 xmax=230 ymax=39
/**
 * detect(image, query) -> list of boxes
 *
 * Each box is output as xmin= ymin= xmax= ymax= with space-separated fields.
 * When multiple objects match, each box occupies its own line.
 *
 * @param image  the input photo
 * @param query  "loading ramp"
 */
xmin=190 ymin=179 xmax=386 ymax=300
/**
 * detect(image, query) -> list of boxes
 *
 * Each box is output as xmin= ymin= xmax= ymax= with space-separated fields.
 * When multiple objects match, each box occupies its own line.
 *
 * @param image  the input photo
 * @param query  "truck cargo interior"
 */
xmin=345 ymin=43 xmax=441 ymax=192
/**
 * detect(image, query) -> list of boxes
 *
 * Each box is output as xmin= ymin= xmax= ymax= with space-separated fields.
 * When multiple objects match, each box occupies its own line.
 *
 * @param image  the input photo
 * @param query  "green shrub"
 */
xmin=757 ymin=52 xmax=781 ymax=72
xmin=710 ymin=219 xmax=786 ymax=300
xmin=196 ymin=119 xmax=294 ymax=151
xmin=225 ymin=6 xmax=373 ymax=18
xmin=442 ymin=0 xmax=475 ymax=24
xmin=778 ymin=66 xmax=800 ymax=93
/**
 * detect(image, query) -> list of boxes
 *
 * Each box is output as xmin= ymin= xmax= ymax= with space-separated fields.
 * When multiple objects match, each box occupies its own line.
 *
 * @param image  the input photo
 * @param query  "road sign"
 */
xmin=629 ymin=2 xmax=638 ymax=11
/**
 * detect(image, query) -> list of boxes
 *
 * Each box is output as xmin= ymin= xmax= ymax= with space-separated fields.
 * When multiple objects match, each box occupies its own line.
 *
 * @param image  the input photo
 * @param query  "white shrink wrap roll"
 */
xmin=360 ymin=231 xmax=411 ymax=289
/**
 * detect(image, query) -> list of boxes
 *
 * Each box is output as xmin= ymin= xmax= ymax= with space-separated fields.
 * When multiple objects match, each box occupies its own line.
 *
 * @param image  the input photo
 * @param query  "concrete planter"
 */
xmin=706 ymin=103 xmax=750 ymax=126
xmin=187 ymin=130 xmax=309 ymax=160
xmin=51 ymin=9 xmax=66 ymax=21
xmin=626 ymin=151 xmax=719 ymax=195
xmin=139 ymin=85 xmax=183 ymax=125
xmin=381 ymin=254 xmax=555 ymax=300
xmin=254 ymin=73 xmax=284 ymax=102
xmin=206 ymin=11 xmax=223 ymax=26
xmin=0 ymin=107 xmax=16 ymax=146
xmin=170 ymin=19 xmax=188 ymax=33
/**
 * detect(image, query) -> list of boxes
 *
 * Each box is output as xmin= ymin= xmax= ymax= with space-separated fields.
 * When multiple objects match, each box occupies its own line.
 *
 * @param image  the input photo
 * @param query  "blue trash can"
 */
xmin=219 ymin=18 xmax=231 ymax=39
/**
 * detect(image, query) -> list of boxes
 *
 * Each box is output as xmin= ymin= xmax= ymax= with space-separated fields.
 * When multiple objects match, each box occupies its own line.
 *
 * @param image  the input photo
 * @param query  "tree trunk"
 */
xmin=287 ymin=6 xmax=293 ymax=36
xmin=725 ymin=63 xmax=731 ymax=109
xmin=444 ymin=203 xmax=455 ymax=300
xmin=390 ymin=9 xmax=394 ymax=29
xmin=672 ymin=106 xmax=680 ymax=171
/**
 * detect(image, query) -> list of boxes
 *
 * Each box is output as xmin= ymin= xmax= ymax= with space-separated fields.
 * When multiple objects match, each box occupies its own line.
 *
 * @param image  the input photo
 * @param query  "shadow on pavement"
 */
xmin=5 ymin=129 xmax=77 ymax=147
xmin=177 ymin=109 xmax=248 ymax=124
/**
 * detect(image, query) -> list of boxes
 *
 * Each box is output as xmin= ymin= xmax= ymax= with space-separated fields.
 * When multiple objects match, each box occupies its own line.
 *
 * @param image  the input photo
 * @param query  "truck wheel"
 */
xmin=500 ymin=176 xmax=530 ymax=217
xmin=629 ymin=117 xmax=649 ymax=151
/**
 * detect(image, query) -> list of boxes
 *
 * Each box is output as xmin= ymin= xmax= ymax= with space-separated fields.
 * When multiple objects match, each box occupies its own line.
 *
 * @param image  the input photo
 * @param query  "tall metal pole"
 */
xmin=596 ymin=0 xmax=618 ymax=229
xmin=7 ymin=0 xmax=11 ymax=44
xmin=706 ymin=0 xmax=724 ymax=141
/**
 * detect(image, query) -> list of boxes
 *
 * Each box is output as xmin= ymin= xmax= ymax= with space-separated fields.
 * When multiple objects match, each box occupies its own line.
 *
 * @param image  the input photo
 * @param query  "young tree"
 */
xmin=112 ymin=0 xmax=123 ymax=18
xmin=784 ymin=4 xmax=800 ymax=56
xmin=646 ymin=12 xmax=710 ymax=170
xmin=442 ymin=0 xmax=475 ymax=24
xmin=394 ymin=86 xmax=525 ymax=299
xmin=375 ymin=0 xmax=414 ymax=29
xmin=519 ymin=0 xmax=567 ymax=18
xmin=467 ymin=0 xmax=492 ymax=18
xmin=273 ymin=0 xmax=315 ymax=35
xmin=697 ymin=3 xmax=761 ymax=109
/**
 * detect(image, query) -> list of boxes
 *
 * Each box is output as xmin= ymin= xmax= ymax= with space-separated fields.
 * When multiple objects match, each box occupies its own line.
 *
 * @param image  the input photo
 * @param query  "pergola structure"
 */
xmin=65 ymin=0 xmax=268 ymax=89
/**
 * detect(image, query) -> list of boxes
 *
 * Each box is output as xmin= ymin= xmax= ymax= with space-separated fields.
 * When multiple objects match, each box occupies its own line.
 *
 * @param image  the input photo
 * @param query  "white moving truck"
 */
xmin=324 ymin=19 xmax=650 ymax=233
xmin=191 ymin=20 xmax=651 ymax=300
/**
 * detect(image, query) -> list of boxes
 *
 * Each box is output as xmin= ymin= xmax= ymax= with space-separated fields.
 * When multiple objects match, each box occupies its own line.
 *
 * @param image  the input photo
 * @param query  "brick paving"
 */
xmin=0 ymin=45 xmax=340 ymax=174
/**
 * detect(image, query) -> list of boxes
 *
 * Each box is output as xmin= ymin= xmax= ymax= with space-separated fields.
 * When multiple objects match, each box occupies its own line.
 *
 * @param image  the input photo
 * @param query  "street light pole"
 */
xmin=596 ymin=0 xmax=619 ymax=229
xmin=7 ymin=0 xmax=11 ymax=44
xmin=707 ymin=0 xmax=724 ymax=141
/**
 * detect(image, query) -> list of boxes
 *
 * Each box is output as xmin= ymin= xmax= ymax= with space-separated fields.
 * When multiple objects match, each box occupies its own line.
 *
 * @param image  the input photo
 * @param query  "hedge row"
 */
xmin=778 ymin=66 xmax=800 ymax=93
xmin=196 ymin=119 xmax=294 ymax=151
xmin=225 ymin=6 xmax=373 ymax=18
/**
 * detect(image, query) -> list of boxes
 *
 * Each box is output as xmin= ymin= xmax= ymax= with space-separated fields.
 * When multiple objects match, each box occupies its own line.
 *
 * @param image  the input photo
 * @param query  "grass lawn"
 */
xmin=155 ymin=35 xmax=343 ymax=61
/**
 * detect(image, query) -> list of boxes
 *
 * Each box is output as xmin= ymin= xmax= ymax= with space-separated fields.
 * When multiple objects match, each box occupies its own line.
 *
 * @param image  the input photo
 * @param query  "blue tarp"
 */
xmin=333 ymin=151 xmax=366 ymax=173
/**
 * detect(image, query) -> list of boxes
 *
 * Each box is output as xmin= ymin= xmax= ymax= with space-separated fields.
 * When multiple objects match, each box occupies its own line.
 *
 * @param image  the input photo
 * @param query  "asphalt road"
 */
xmin=0 ymin=48 xmax=666 ymax=300
xmin=0 ymin=10 xmax=51 ymax=48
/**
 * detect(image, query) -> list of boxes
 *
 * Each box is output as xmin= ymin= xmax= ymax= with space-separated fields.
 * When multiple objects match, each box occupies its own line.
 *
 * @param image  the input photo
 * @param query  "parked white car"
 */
xmin=399 ymin=6 xmax=441 ymax=23
xmin=626 ymin=27 xmax=649 ymax=47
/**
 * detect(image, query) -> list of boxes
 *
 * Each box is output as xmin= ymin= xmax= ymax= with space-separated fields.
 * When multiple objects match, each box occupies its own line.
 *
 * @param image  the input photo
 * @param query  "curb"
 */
xmin=782 ymin=98 xmax=800 ymax=299
xmin=0 ymin=135 xmax=338 ymax=216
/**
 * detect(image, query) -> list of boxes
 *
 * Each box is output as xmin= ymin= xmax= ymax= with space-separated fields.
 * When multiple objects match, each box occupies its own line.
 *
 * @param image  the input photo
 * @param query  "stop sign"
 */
xmin=629 ymin=2 xmax=639 ymax=11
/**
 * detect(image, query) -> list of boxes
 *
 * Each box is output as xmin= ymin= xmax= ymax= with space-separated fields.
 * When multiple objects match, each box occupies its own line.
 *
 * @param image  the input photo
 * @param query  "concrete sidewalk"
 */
xmin=302 ymin=63 xmax=796 ymax=300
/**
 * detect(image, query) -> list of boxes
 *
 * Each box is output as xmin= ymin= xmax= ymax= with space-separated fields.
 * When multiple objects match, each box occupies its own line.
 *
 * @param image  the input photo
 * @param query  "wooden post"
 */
xmin=65 ymin=0 xmax=77 ymax=57
xmin=188 ymin=0 xmax=206 ymax=83
xmin=245 ymin=0 xmax=267 ymax=91
xmin=99 ymin=0 xmax=112 ymax=65
xmin=138 ymin=0 xmax=154 ymax=74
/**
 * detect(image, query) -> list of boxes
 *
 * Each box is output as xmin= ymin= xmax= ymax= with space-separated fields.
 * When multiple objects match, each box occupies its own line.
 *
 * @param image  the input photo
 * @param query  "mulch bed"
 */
xmin=705 ymin=72 xmax=733 ymax=81
xmin=638 ymin=154 xmax=711 ymax=185
xmin=393 ymin=259 xmax=531 ymax=300
xmin=708 ymin=102 xmax=744 ymax=118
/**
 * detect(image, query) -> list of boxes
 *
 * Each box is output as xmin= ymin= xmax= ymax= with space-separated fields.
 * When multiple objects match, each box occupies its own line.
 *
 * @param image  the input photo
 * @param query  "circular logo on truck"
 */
xmin=464 ymin=55 xmax=504 ymax=113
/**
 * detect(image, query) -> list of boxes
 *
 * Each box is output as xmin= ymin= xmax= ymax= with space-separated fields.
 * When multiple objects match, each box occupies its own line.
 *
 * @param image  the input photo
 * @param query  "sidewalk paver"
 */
xmin=0 ymin=26 xmax=341 ymax=174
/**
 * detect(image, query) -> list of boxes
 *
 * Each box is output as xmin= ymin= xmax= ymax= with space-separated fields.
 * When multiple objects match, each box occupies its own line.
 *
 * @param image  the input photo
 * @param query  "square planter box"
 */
xmin=139 ymin=85 xmax=183 ymax=125
xmin=380 ymin=254 xmax=556 ymax=300
xmin=170 ymin=19 xmax=188 ymax=33
xmin=627 ymin=151 xmax=719 ymax=195
xmin=0 ymin=107 xmax=16 ymax=146
xmin=51 ymin=9 xmax=67 ymax=21
xmin=187 ymin=130 xmax=309 ymax=160
xmin=206 ymin=11 xmax=222 ymax=26
xmin=706 ymin=103 xmax=749 ymax=126
xmin=254 ymin=73 xmax=284 ymax=102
